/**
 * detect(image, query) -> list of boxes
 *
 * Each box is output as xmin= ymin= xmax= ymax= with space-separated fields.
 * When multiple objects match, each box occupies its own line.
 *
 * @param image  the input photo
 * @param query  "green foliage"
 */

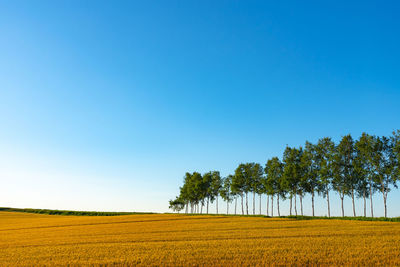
xmin=332 ymin=135 xmax=355 ymax=198
xmin=264 ymin=157 xmax=284 ymax=197
xmin=202 ymin=172 xmax=213 ymax=201
xmin=169 ymin=197 xmax=185 ymax=212
xmin=354 ymin=133 xmax=375 ymax=198
xmin=315 ymin=137 xmax=335 ymax=196
xmin=282 ymin=146 xmax=303 ymax=195
xmin=301 ymin=142 xmax=320 ymax=194
xmin=220 ymin=175 xmax=233 ymax=203
xmin=210 ymin=171 xmax=222 ymax=201
xmin=232 ymin=164 xmax=246 ymax=195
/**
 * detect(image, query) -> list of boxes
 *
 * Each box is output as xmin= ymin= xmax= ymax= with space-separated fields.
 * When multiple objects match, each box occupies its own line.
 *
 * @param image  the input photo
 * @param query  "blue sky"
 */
xmin=1 ymin=1 xmax=399 ymax=216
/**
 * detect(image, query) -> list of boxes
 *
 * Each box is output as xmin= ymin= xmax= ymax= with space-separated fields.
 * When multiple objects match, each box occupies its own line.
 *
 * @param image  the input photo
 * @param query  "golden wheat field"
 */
xmin=1 ymin=212 xmax=400 ymax=266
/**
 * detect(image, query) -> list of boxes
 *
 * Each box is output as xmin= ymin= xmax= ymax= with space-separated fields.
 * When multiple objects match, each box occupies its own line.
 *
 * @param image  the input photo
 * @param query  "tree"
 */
xmin=265 ymin=157 xmax=283 ymax=217
xmin=354 ymin=133 xmax=375 ymax=217
xmin=250 ymin=163 xmax=264 ymax=215
xmin=210 ymin=171 xmax=222 ymax=214
xmin=234 ymin=163 xmax=251 ymax=215
xmin=220 ymin=175 xmax=234 ymax=214
xmin=202 ymin=172 xmax=213 ymax=214
xmin=189 ymin=172 xmax=204 ymax=213
xmin=373 ymin=134 xmax=399 ymax=217
xmin=256 ymin=174 xmax=266 ymax=215
xmin=315 ymin=137 xmax=335 ymax=217
xmin=232 ymin=164 xmax=246 ymax=215
xmin=169 ymin=197 xmax=185 ymax=213
xmin=179 ymin=172 xmax=193 ymax=213
xmin=230 ymin=174 xmax=241 ymax=215
xmin=333 ymin=135 xmax=357 ymax=217
xmin=384 ymin=131 xmax=400 ymax=217
xmin=283 ymin=146 xmax=302 ymax=216
xmin=296 ymin=147 xmax=307 ymax=216
xmin=301 ymin=141 xmax=320 ymax=216
xmin=242 ymin=164 xmax=252 ymax=215
xmin=264 ymin=159 xmax=275 ymax=216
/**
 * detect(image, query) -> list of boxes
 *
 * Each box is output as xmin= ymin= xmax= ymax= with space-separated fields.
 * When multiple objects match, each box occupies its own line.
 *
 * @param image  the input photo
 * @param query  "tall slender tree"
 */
xmin=256 ymin=174 xmax=266 ymax=215
xmin=229 ymin=174 xmax=240 ymax=215
xmin=333 ymin=135 xmax=356 ymax=217
xmin=283 ymin=146 xmax=302 ymax=216
xmin=202 ymin=172 xmax=213 ymax=214
xmin=235 ymin=163 xmax=251 ymax=215
xmin=250 ymin=163 xmax=264 ymax=215
xmin=315 ymin=137 xmax=335 ymax=217
xmin=232 ymin=165 xmax=246 ymax=215
xmin=220 ymin=175 xmax=233 ymax=215
xmin=190 ymin=172 xmax=204 ymax=213
xmin=354 ymin=133 xmax=375 ymax=217
xmin=210 ymin=171 xmax=222 ymax=214
xmin=265 ymin=157 xmax=283 ymax=217
xmin=301 ymin=141 xmax=320 ymax=216
xmin=373 ymin=134 xmax=399 ymax=217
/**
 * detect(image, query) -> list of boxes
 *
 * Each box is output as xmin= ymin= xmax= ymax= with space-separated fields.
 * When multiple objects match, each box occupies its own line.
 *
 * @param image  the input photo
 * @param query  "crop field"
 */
xmin=1 ymin=212 xmax=400 ymax=266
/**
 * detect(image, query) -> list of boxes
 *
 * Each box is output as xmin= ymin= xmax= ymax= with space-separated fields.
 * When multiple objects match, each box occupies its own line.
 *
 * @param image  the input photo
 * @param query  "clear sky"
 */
xmin=1 ymin=1 xmax=399 ymax=216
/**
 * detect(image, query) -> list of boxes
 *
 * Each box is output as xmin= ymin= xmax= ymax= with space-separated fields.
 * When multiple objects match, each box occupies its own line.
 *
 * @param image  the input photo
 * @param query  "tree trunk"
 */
xmin=200 ymin=203 xmax=203 ymax=214
xmin=246 ymin=192 xmax=249 ymax=215
xmin=253 ymin=191 xmax=255 ymax=215
xmin=382 ymin=182 xmax=387 ymax=218
xmin=294 ymin=191 xmax=297 ymax=216
xmin=266 ymin=195 xmax=269 ymax=216
xmin=235 ymin=197 xmax=237 ymax=215
xmin=383 ymin=194 xmax=387 ymax=218
xmin=382 ymin=186 xmax=387 ymax=218
xmin=363 ymin=190 xmax=366 ymax=217
xmin=241 ymin=194 xmax=244 ymax=215
xmin=289 ymin=195 xmax=292 ymax=216
xmin=341 ymin=193 xmax=345 ymax=217
xmin=277 ymin=194 xmax=280 ymax=216
xmin=226 ymin=200 xmax=229 ymax=215
xmin=369 ymin=183 xmax=374 ymax=218
xmin=271 ymin=195 xmax=274 ymax=217
xmin=216 ymin=196 xmax=219 ymax=215
xmin=327 ymin=190 xmax=330 ymax=218
xmin=207 ymin=197 xmax=209 ymax=214
xmin=312 ymin=191 xmax=315 ymax=217
xmin=259 ymin=194 xmax=262 ymax=215
xmin=300 ymin=194 xmax=303 ymax=216
xmin=351 ymin=188 xmax=356 ymax=217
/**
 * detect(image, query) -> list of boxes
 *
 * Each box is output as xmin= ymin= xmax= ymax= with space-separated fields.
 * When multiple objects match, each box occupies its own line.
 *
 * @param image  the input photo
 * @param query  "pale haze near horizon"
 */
xmin=1 ymin=1 xmax=399 ymax=217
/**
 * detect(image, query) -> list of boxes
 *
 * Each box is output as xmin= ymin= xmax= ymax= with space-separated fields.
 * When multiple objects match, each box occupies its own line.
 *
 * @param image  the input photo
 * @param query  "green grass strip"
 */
xmin=0 ymin=207 xmax=154 ymax=216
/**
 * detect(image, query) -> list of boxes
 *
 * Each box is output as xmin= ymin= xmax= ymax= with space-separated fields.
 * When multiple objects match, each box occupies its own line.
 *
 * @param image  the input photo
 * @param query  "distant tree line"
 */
xmin=169 ymin=131 xmax=400 ymax=218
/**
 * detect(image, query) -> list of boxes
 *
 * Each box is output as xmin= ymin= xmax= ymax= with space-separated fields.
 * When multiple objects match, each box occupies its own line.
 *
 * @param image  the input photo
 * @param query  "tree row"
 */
xmin=169 ymin=131 xmax=400 ymax=218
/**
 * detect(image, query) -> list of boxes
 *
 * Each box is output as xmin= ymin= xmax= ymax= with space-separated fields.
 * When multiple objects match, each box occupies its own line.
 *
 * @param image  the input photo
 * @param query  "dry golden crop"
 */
xmin=1 ymin=211 xmax=400 ymax=266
